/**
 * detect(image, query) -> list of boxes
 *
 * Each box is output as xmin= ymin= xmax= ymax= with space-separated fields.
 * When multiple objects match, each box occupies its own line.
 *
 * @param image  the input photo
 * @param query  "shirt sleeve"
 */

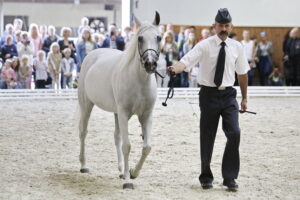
xmin=180 ymin=42 xmax=204 ymax=71
xmin=235 ymin=44 xmax=250 ymax=75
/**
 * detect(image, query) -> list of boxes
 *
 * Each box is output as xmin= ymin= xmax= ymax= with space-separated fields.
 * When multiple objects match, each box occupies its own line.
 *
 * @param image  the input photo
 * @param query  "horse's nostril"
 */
xmin=153 ymin=62 xmax=157 ymax=67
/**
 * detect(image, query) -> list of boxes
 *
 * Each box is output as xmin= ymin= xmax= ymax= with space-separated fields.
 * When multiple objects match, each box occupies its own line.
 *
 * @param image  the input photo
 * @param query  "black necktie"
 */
xmin=214 ymin=41 xmax=226 ymax=87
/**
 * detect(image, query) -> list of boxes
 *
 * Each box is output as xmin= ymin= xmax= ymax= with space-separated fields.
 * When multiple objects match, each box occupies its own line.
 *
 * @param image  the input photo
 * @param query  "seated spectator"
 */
xmin=76 ymin=28 xmax=97 ymax=70
xmin=18 ymin=55 xmax=32 ymax=89
xmin=1 ymin=35 xmax=18 ymax=62
xmin=47 ymin=42 xmax=62 ymax=90
xmin=33 ymin=50 xmax=48 ymax=89
xmin=268 ymin=67 xmax=283 ymax=86
xmin=17 ymin=31 xmax=34 ymax=64
xmin=15 ymin=30 xmax=22 ymax=44
xmin=61 ymin=48 xmax=75 ymax=89
xmin=42 ymin=25 xmax=59 ymax=55
xmin=0 ymin=59 xmax=16 ymax=89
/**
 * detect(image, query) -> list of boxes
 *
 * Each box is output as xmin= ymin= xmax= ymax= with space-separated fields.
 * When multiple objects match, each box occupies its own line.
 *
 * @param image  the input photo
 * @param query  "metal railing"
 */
xmin=0 ymin=87 xmax=300 ymax=100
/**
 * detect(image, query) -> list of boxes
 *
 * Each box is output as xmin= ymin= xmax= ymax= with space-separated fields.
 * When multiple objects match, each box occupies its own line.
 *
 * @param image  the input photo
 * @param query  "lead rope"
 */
xmin=162 ymin=72 xmax=175 ymax=107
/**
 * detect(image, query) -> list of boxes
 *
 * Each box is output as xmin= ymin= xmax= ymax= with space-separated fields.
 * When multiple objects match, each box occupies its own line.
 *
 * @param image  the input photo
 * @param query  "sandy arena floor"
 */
xmin=0 ymin=97 xmax=299 ymax=200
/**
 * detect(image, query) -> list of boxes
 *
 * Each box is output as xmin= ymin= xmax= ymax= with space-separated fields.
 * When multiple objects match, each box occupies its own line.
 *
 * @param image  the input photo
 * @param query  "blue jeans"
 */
xmin=258 ymin=56 xmax=271 ymax=86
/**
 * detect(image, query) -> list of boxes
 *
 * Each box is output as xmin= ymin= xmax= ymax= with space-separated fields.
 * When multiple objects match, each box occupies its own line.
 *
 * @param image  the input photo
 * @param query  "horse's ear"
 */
xmin=133 ymin=14 xmax=141 ymax=27
xmin=153 ymin=11 xmax=160 ymax=26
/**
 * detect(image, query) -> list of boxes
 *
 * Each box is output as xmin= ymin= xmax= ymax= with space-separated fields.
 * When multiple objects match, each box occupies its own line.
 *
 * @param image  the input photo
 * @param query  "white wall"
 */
xmin=134 ymin=0 xmax=300 ymax=27
xmin=3 ymin=2 xmax=121 ymax=28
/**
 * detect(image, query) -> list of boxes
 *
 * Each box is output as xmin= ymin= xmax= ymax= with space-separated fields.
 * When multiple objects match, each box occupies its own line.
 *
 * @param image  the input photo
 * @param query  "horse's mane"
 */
xmin=119 ymin=22 xmax=156 ymax=68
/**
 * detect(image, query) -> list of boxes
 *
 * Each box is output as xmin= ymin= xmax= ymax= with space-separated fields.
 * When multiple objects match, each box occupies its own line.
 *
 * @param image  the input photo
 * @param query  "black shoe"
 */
xmin=223 ymin=179 xmax=238 ymax=191
xmin=201 ymin=182 xmax=213 ymax=189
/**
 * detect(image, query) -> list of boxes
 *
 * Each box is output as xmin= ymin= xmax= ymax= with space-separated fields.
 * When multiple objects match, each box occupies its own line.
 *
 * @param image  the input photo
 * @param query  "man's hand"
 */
xmin=167 ymin=66 xmax=176 ymax=77
xmin=167 ymin=61 xmax=187 ymax=76
xmin=240 ymin=99 xmax=247 ymax=113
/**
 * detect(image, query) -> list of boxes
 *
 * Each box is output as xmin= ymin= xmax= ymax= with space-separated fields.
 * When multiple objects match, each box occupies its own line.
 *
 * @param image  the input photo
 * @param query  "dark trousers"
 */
xmin=199 ymin=86 xmax=240 ymax=183
xmin=36 ymin=80 xmax=46 ymax=89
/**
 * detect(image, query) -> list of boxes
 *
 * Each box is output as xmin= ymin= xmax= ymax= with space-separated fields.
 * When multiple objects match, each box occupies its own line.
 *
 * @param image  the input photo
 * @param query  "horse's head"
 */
xmin=135 ymin=12 xmax=161 ymax=74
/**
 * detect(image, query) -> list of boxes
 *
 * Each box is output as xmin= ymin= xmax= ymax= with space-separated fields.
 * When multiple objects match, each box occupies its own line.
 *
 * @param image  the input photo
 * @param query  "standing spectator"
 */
xmin=155 ymin=53 xmax=167 ymax=87
xmin=101 ymin=24 xmax=125 ymax=51
xmin=15 ymin=30 xmax=22 ymax=44
xmin=256 ymin=32 xmax=273 ymax=85
xmin=58 ymin=27 xmax=76 ymax=88
xmin=47 ymin=42 xmax=62 ymax=90
xmin=29 ymin=23 xmax=42 ymax=57
xmin=92 ymin=33 xmax=105 ymax=48
xmin=1 ymin=24 xmax=15 ymax=45
xmin=285 ymin=27 xmax=300 ymax=85
xmin=61 ymin=48 xmax=75 ymax=89
xmin=178 ymin=28 xmax=191 ymax=59
xmin=39 ymin=24 xmax=48 ymax=42
xmin=78 ymin=17 xmax=90 ymax=37
xmin=241 ymin=30 xmax=256 ymax=86
xmin=17 ymin=31 xmax=34 ymax=64
xmin=0 ymin=59 xmax=16 ymax=89
xmin=158 ymin=25 xmax=165 ymax=37
xmin=182 ymin=32 xmax=197 ymax=87
xmin=282 ymin=29 xmax=292 ymax=85
xmin=13 ymin=18 xmax=23 ymax=32
xmin=33 ymin=50 xmax=48 ymax=89
xmin=76 ymin=28 xmax=97 ymax=71
xmin=12 ymin=56 xmax=20 ymax=86
xmin=18 ymin=55 xmax=32 ymax=89
xmin=200 ymin=28 xmax=210 ymax=42
xmin=166 ymin=23 xmax=178 ymax=42
xmin=1 ymin=35 xmax=18 ymax=62
xmin=42 ymin=25 xmax=59 ymax=55
xmin=161 ymin=31 xmax=180 ymax=87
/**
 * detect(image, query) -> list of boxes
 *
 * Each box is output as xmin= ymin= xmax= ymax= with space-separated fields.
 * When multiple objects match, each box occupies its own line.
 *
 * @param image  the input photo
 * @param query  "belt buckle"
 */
xmin=218 ymin=86 xmax=226 ymax=90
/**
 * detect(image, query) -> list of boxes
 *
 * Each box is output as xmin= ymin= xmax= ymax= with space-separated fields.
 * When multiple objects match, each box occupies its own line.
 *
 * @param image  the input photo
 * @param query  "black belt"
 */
xmin=200 ymin=85 xmax=233 ymax=90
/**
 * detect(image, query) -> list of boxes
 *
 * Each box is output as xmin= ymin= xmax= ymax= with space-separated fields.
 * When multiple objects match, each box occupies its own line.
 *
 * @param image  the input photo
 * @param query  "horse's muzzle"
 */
xmin=144 ymin=61 xmax=157 ymax=74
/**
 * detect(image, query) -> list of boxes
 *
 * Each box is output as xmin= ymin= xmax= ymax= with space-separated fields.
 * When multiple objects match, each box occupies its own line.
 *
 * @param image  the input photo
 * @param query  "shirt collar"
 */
xmin=214 ymin=34 xmax=229 ymax=46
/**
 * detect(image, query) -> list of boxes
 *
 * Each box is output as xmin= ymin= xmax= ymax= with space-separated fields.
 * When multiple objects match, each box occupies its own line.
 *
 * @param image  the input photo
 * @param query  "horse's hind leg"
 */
xmin=114 ymin=113 xmax=124 ymax=177
xmin=79 ymin=99 xmax=94 ymax=173
xmin=130 ymin=111 xmax=152 ymax=179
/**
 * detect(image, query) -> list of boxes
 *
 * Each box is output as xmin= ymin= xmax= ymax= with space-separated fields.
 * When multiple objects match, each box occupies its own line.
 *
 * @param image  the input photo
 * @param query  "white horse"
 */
xmin=77 ymin=12 xmax=161 ymax=189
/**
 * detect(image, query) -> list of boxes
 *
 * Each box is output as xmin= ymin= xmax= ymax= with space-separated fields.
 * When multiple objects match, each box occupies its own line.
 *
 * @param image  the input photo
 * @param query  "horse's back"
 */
xmin=78 ymin=48 xmax=123 ymax=113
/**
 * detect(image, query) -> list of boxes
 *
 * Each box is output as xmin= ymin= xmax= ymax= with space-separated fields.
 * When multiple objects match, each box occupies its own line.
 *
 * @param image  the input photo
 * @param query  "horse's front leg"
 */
xmin=130 ymin=111 xmax=152 ymax=179
xmin=114 ymin=113 xmax=124 ymax=177
xmin=117 ymin=109 xmax=133 ymax=189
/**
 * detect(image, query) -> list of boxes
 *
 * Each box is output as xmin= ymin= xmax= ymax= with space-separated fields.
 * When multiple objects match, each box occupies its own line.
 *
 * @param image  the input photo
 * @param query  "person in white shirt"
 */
xmin=241 ymin=30 xmax=256 ymax=86
xmin=169 ymin=8 xmax=249 ymax=191
xmin=33 ymin=50 xmax=48 ymax=88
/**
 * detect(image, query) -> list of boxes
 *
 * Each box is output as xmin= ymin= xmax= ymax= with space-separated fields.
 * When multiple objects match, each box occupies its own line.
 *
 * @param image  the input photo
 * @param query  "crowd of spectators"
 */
xmin=0 ymin=17 xmax=299 ymax=89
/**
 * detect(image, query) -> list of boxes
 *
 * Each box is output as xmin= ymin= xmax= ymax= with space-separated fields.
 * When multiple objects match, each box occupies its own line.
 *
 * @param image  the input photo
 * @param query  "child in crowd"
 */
xmin=269 ymin=67 xmax=283 ymax=86
xmin=18 ymin=55 xmax=32 ymax=89
xmin=61 ymin=48 xmax=74 ymax=89
xmin=1 ymin=59 xmax=16 ymax=89
xmin=33 ymin=50 xmax=48 ymax=89
xmin=47 ymin=42 xmax=62 ymax=89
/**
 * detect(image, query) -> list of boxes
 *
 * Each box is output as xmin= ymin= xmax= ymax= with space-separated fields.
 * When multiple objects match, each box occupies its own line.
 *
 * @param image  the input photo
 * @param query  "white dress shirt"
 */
xmin=180 ymin=35 xmax=250 ymax=87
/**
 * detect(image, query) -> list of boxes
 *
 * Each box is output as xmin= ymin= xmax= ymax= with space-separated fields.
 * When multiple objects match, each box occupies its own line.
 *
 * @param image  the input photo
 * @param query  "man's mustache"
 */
xmin=220 ymin=31 xmax=228 ymax=35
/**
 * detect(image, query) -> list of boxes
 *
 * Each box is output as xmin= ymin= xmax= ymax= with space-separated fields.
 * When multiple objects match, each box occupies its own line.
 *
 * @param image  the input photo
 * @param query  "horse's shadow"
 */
xmin=47 ymin=168 xmax=121 ymax=196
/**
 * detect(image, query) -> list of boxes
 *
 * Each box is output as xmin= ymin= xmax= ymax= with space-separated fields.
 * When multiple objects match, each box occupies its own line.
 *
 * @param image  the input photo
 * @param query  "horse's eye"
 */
xmin=157 ymin=36 xmax=162 ymax=42
xmin=138 ymin=36 xmax=143 ymax=43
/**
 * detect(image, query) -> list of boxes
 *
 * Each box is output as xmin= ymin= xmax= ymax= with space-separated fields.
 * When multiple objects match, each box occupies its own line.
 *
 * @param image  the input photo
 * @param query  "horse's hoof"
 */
xmin=129 ymin=169 xmax=137 ymax=179
xmin=119 ymin=174 xmax=125 ymax=179
xmin=80 ymin=168 xmax=89 ymax=173
xmin=123 ymin=183 xmax=134 ymax=189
